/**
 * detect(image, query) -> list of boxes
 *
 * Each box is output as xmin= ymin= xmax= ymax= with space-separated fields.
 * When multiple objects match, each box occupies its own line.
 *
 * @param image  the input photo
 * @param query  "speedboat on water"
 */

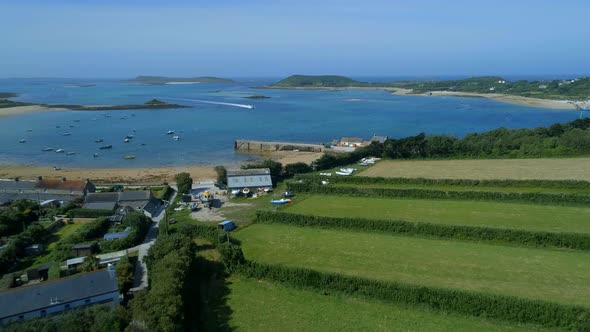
xmin=124 ymin=138 xmax=130 ymax=143
xmin=167 ymin=130 xmax=175 ymax=135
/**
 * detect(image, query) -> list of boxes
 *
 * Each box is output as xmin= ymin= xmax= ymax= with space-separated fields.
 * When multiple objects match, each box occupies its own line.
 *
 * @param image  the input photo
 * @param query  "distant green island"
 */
xmin=0 ymin=92 xmax=19 ymax=98
xmin=0 ymin=98 xmax=188 ymax=110
xmin=267 ymin=75 xmax=590 ymax=101
xmin=243 ymin=95 xmax=271 ymax=99
xmin=0 ymin=99 xmax=33 ymax=109
xmin=127 ymin=75 xmax=235 ymax=85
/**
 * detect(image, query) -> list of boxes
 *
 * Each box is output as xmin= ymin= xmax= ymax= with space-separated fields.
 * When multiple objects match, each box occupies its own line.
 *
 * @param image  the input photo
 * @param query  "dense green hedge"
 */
xmin=297 ymin=174 xmax=590 ymax=190
xmin=67 ymin=208 xmax=113 ymax=218
xmin=130 ymin=234 xmax=197 ymax=331
xmin=286 ymin=182 xmax=590 ymax=206
xmin=256 ymin=211 xmax=590 ymax=251
xmin=157 ymin=185 xmax=173 ymax=201
xmin=237 ymin=261 xmax=590 ymax=330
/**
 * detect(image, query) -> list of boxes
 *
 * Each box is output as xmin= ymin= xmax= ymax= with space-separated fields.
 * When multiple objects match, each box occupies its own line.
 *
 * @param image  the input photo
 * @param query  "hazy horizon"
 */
xmin=2 ymin=0 xmax=590 ymax=78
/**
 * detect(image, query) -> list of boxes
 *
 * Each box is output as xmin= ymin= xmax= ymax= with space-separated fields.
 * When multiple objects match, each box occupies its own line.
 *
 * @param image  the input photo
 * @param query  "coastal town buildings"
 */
xmin=82 ymin=191 xmax=161 ymax=217
xmin=0 ymin=177 xmax=95 ymax=206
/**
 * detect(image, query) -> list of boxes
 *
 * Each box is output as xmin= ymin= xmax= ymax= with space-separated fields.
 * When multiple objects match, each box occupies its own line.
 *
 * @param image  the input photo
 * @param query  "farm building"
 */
xmin=71 ymin=243 xmax=94 ymax=257
xmin=338 ymin=137 xmax=365 ymax=148
xmin=66 ymin=257 xmax=86 ymax=269
xmin=226 ymin=168 xmax=273 ymax=190
xmin=82 ymin=191 xmax=161 ymax=217
xmin=0 ymin=268 xmax=119 ymax=327
xmin=24 ymin=244 xmax=43 ymax=257
xmin=370 ymin=134 xmax=388 ymax=144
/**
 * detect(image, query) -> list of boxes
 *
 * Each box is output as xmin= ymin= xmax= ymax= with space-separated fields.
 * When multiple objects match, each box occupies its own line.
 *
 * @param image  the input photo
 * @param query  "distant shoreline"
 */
xmin=0 ymin=151 xmax=323 ymax=185
xmin=260 ymin=85 xmax=582 ymax=110
xmin=0 ymin=101 xmax=189 ymax=117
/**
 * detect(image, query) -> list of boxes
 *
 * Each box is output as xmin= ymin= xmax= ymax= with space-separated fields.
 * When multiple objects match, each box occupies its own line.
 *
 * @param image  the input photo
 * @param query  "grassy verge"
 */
xmin=227 ymin=276 xmax=543 ymax=331
xmin=234 ymin=224 xmax=590 ymax=306
xmin=285 ymin=195 xmax=590 ymax=234
xmin=358 ymin=158 xmax=590 ymax=181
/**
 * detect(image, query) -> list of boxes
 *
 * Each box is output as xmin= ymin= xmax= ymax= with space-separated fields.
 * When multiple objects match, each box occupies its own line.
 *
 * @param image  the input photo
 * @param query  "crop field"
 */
xmin=235 ymin=224 xmax=590 ymax=306
xmin=359 ymin=158 xmax=590 ymax=180
xmin=285 ymin=195 xmax=590 ymax=234
xmin=226 ymin=276 xmax=543 ymax=332
xmin=330 ymin=182 xmax=590 ymax=194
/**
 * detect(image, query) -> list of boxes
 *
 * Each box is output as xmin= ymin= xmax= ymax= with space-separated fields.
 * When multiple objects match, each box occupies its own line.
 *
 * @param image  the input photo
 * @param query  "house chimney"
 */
xmin=61 ymin=177 xmax=66 ymax=182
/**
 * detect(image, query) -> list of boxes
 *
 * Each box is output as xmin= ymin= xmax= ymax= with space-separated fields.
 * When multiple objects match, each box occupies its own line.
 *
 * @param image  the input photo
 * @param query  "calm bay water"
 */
xmin=0 ymin=78 xmax=581 ymax=168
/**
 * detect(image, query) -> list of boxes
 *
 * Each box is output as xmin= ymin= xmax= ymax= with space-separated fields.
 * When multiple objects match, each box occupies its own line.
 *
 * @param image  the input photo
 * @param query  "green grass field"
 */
xmin=285 ymin=195 xmax=590 ymax=234
xmin=331 ymin=182 xmax=590 ymax=194
xmin=235 ymin=224 xmax=590 ymax=306
xmin=227 ymin=276 xmax=543 ymax=332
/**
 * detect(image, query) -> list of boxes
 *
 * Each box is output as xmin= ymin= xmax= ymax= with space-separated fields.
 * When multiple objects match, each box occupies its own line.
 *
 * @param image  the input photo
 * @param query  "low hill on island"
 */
xmin=268 ymin=74 xmax=590 ymax=101
xmin=270 ymin=75 xmax=371 ymax=88
xmin=127 ymin=76 xmax=236 ymax=85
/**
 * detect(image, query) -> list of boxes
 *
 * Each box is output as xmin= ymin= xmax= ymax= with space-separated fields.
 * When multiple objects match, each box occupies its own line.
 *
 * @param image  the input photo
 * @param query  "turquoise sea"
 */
xmin=0 ymin=78 xmax=581 ymax=168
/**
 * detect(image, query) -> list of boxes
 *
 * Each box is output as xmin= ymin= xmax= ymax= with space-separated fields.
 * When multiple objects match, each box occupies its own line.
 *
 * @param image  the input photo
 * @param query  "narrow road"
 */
xmin=130 ymin=188 xmax=177 ymax=291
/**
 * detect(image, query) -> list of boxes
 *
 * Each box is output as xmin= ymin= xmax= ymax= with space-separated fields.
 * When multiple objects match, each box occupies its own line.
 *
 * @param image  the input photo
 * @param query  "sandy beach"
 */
xmin=0 ymin=105 xmax=67 ymax=117
xmin=0 ymin=151 xmax=324 ymax=185
xmin=391 ymin=89 xmax=580 ymax=110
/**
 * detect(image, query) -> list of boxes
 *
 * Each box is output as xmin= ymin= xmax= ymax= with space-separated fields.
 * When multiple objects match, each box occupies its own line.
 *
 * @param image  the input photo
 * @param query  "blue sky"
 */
xmin=2 ymin=0 xmax=589 ymax=78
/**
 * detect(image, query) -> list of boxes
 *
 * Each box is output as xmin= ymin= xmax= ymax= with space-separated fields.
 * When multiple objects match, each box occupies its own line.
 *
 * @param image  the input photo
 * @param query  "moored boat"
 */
xmin=173 ymin=136 xmax=180 ymax=141
xmin=124 ymin=155 xmax=135 ymax=159
xmin=19 ymin=139 xmax=26 ymax=143
xmin=55 ymin=149 xmax=65 ymax=153
xmin=99 ymin=145 xmax=112 ymax=149
xmin=66 ymin=152 xmax=76 ymax=155
xmin=42 ymin=148 xmax=53 ymax=152
xmin=62 ymin=132 xmax=71 ymax=136
xmin=95 ymin=139 xmax=104 ymax=143
xmin=167 ymin=130 xmax=175 ymax=135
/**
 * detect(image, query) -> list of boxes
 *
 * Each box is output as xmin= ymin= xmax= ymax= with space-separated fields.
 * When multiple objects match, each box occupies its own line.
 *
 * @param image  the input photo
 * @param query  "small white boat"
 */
xmin=93 ymin=153 xmax=99 ymax=158
xmin=19 ymin=139 xmax=26 ymax=143
xmin=245 ymin=105 xmax=255 ymax=109
xmin=124 ymin=138 xmax=130 ymax=143
xmin=66 ymin=152 xmax=76 ymax=155
xmin=42 ymin=148 xmax=53 ymax=152
xmin=167 ymin=130 xmax=174 ymax=135
xmin=173 ymin=136 xmax=180 ymax=141
xmin=55 ymin=149 xmax=65 ymax=153
xmin=62 ymin=132 xmax=71 ymax=136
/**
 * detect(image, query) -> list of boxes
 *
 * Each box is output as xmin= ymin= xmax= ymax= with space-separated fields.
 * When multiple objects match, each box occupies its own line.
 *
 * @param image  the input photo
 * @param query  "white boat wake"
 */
xmin=159 ymin=97 xmax=254 ymax=109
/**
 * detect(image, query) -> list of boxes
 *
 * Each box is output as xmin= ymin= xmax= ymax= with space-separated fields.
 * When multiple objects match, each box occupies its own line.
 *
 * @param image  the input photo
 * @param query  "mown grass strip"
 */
xmin=237 ymin=261 xmax=590 ymax=331
xmin=227 ymin=276 xmax=542 ymax=331
xmin=235 ymin=224 xmax=590 ymax=307
xmin=284 ymin=195 xmax=590 ymax=234
xmin=256 ymin=210 xmax=590 ymax=251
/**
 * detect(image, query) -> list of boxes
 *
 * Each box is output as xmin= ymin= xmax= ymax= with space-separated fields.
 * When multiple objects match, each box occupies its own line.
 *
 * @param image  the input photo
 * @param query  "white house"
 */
xmin=0 ymin=268 xmax=120 ymax=327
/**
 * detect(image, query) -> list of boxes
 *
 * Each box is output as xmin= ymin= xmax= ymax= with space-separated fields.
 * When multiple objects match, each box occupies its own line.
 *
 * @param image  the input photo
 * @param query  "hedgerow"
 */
xmin=296 ymin=175 xmax=590 ymax=190
xmin=66 ymin=208 xmax=113 ymax=218
xmin=286 ymin=182 xmax=590 ymax=206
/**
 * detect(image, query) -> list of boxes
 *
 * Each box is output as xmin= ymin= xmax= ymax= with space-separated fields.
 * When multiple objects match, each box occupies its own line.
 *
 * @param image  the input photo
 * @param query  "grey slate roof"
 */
xmin=0 ymin=269 xmax=118 ymax=319
xmin=118 ymin=191 xmax=151 ymax=201
xmin=84 ymin=192 xmax=119 ymax=203
xmin=227 ymin=168 xmax=271 ymax=176
xmin=227 ymin=168 xmax=273 ymax=189
xmin=82 ymin=201 xmax=117 ymax=211
xmin=0 ymin=180 xmax=36 ymax=191
xmin=0 ymin=193 xmax=80 ymax=205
